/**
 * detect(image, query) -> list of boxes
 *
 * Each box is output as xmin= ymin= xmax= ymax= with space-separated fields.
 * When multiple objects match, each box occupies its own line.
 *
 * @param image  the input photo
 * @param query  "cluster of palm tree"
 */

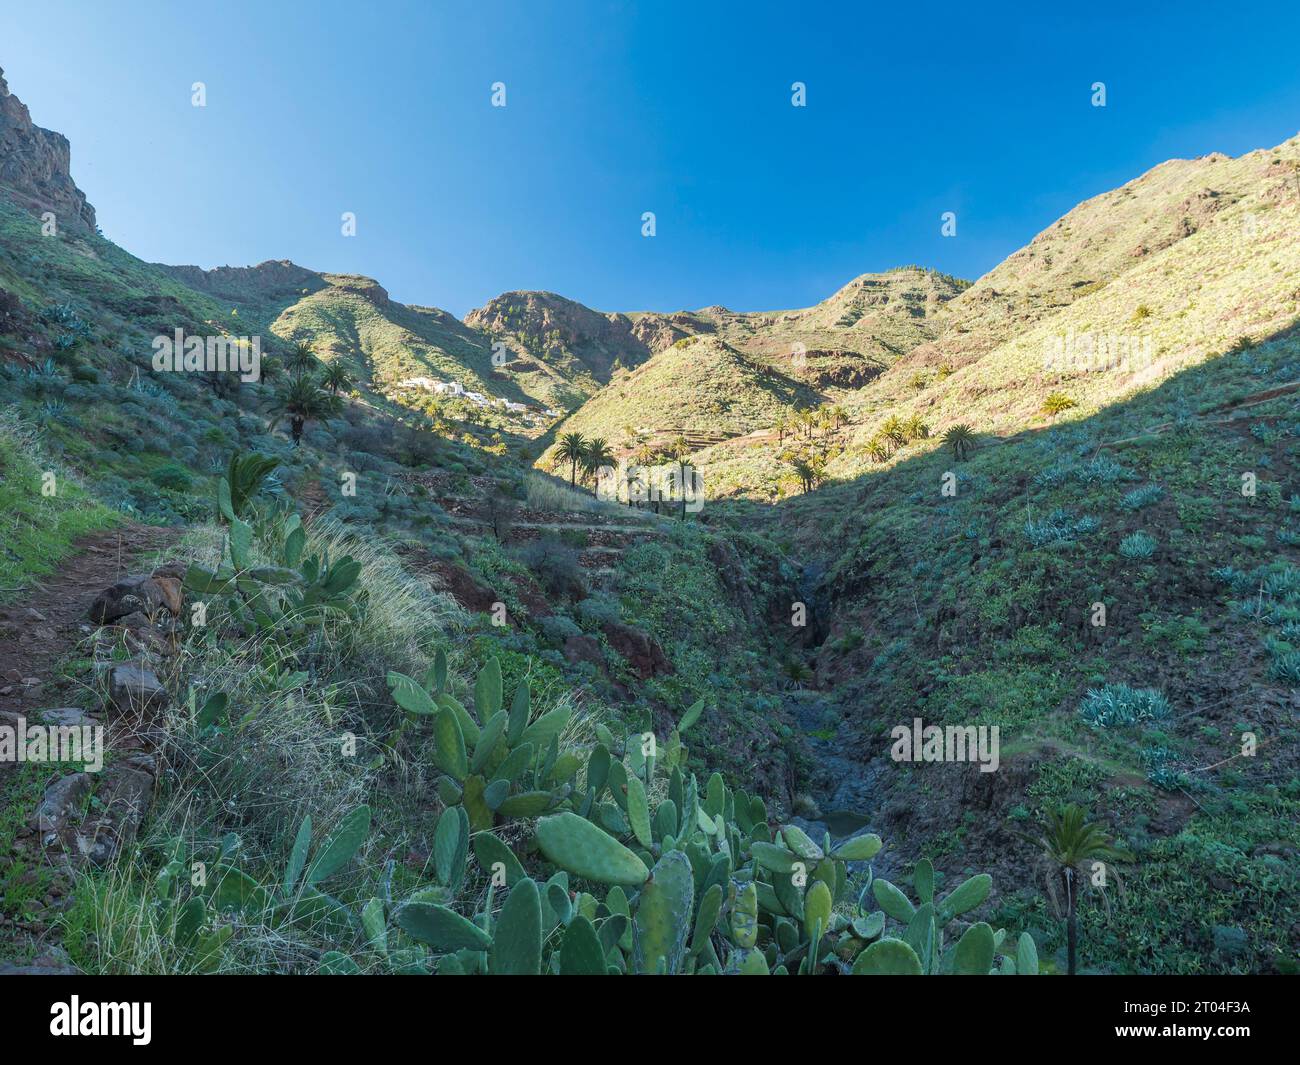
xmin=779 ymin=447 xmax=828 ymax=494
xmin=555 ymin=431 xmax=699 ymax=518
xmin=270 ymin=341 xmax=350 ymax=445
xmin=863 ymin=413 xmax=929 ymax=463
xmin=554 ymin=431 xmax=616 ymax=493
xmin=775 ymin=404 xmax=846 ymax=443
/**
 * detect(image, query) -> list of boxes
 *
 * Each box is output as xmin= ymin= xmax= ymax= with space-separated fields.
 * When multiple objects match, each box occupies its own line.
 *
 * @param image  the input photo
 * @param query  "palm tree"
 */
xmin=583 ymin=437 xmax=616 ymax=497
xmin=669 ymin=436 xmax=692 ymax=520
xmin=321 ymin=361 xmax=353 ymax=395
xmin=258 ymin=353 xmax=283 ymax=384
xmin=942 ymin=423 xmax=977 ymax=461
xmin=864 ymin=437 xmax=891 ymax=464
xmin=783 ymin=451 xmax=826 ymax=493
xmin=623 ymin=464 xmax=644 ymax=508
xmin=829 ymin=405 xmax=847 ymax=430
xmin=272 ymin=375 xmax=340 ymax=445
xmin=285 ymin=341 xmax=319 ymax=377
xmin=781 ymin=657 xmax=814 ymax=689
xmin=555 ymin=432 xmax=588 ymax=487
xmin=775 ymin=412 xmax=789 ymax=442
xmin=881 ymin=415 xmax=908 ymax=451
xmin=904 ymin=414 xmax=930 ymax=441
xmin=1018 ymin=804 xmax=1129 ymax=975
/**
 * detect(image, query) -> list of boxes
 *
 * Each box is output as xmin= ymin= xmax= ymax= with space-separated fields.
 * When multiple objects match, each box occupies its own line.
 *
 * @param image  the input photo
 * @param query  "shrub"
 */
xmin=514 ymin=536 xmax=586 ymax=600
xmin=1042 ymin=391 xmax=1077 ymax=416
xmin=539 ymin=614 xmax=583 ymax=643
xmin=150 ymin=463 xmax=194 ymax=491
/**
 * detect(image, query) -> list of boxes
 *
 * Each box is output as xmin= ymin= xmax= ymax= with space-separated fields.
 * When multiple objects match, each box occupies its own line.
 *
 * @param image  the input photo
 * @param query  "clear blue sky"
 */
xmin=4 ymin=1 xmax=1299 ymax=317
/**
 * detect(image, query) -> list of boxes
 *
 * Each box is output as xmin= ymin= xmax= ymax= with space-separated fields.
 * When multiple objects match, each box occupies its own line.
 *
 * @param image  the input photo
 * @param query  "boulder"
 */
xmin=151 ymin=576 xmax=183 ymax=615
xmin=36 ymin=772 xmax=91 ymax=834
xmin=88 ymin=574 xmax=176 ymax=624
xmin=107 ymin=664 xmax=167 ymax=717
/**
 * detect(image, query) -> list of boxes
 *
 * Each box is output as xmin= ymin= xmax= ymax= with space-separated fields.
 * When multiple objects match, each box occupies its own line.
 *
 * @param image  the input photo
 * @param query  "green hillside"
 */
xmin=536 ymin=335 xmax=823 ymax=475
xmin=0 ymin=63 xmax=1295 ymax=979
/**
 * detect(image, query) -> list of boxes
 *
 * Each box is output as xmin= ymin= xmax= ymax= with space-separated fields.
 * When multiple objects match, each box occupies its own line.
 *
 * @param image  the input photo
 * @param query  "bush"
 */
xmin=539 ymin=614 xmax=582 ymax=643
xmin=150 ymin=463 xmax=194 ymax=491
xmin=1042 ymin=391 xmax=1077 ymax=416
xmin=514 ymin=536 xmax=586 ymax=600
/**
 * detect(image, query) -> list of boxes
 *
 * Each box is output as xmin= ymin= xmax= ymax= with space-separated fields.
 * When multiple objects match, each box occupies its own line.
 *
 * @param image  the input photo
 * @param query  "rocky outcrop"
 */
xmin=562 ymin=633 xmax=605 ymax=671
xmin=156 ymin=259 xmax=326 ymax=304
xmin=0 ymin=67 xmax=96 ymax=232
xmin=601 ymin=620 xmax=672 ymax=679
xmin=466 ymin=291 xmax=652 ymax=382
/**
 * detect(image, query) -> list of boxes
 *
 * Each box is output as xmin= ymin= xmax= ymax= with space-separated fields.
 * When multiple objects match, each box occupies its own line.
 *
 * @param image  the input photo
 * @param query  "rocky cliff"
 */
xmin=0 ymin=67 xmax=96 ymax=233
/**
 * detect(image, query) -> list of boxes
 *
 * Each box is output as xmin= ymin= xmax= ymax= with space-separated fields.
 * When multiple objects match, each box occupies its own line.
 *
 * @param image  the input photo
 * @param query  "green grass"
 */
xmin=0 ymin=410 xmax=118 ymax=598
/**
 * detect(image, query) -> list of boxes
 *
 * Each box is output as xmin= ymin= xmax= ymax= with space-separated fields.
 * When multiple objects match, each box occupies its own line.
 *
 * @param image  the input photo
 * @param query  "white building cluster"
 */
xmin=398 ymin=376 xmax=559 ymax=419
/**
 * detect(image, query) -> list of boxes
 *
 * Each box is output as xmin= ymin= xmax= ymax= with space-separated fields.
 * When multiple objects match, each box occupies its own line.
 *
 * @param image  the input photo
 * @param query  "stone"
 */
xmin=107 ymin=664 xmax=167 ymax=717
xmin=151 ymin=576 xmax=183 ymax=615
xmin=36 ymin=772 xmax=91 ymax=833
xmin=89 ymin=574 xmax=174 ymax=624
xmin=39 ymin=708 xmax=95 ymax=727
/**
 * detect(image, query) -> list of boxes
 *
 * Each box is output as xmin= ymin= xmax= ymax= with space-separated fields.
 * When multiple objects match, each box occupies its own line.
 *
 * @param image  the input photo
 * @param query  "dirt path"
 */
xmin=0 ymin=522 xmax=181 ymax=972
xmin=0 ymin=523 xmax=180 ymax=715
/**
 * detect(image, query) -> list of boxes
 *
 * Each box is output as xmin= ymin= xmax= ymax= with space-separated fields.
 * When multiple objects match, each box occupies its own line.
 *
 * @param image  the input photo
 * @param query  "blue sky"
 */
xmin=4 ymin=1 xmax=1300 ymax=317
